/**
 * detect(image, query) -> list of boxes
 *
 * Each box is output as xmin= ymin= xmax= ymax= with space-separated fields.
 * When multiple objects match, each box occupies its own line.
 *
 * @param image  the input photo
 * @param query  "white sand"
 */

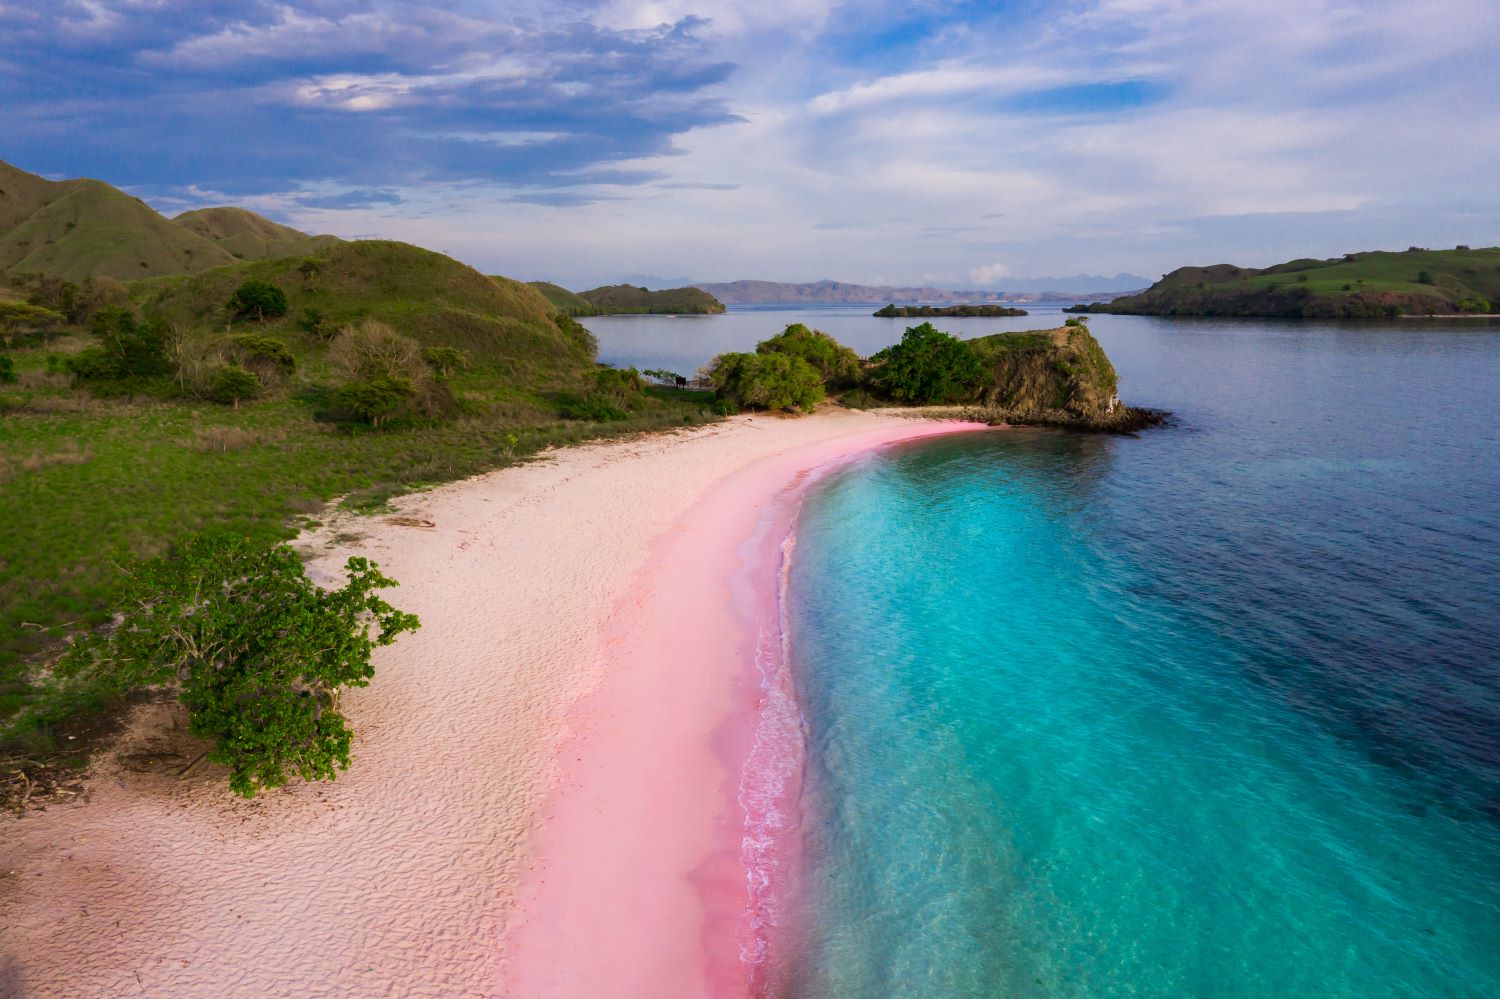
xmin=0 ymin=409 xmax=951 ymax=998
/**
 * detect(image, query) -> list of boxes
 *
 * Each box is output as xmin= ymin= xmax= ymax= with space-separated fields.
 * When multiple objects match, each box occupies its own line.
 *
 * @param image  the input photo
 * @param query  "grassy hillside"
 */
xmin=141 ymin=241 xmax=592 ymax=375
xmin=1075 ymin=246 xmax=1500 ymax=317
xmin=0 ymin=160 xmax=237 ymax=281
xmin=529 ymin=280 xmax=598 ymax=316
xmin=173 ymin=206 xmax=341 ymax=262
xmin=579 ymin=283 xmax=726 ymax=314
xmin=0 ymin=240 xmax=724 ymax=754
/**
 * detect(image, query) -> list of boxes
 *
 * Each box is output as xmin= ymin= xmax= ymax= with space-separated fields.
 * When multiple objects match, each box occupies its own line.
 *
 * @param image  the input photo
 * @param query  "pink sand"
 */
xmin=0 ymin=411 xmax=983 ymax=998
xmin=501 ymin=419 xmax=985 ymax=999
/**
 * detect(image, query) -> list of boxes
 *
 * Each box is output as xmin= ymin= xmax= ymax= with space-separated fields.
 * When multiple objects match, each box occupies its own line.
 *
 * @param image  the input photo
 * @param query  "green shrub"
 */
xmin=209 ymin=364 xmax=263 ymax=407
xmin=1064 ymin=316 xmax=1089 ymax=327
xmin=0 ymin=355 xmax=14 ymax=384
xmin=66 ymin=308 xmax=170 ymax=383
xmin=755 ymin=324 xmax=862 ymax=388
xmin=296 ymin=307 xmax=331 ymax=340
xmin=59 ymin=535 xmax=419 ymax=798
xmin=868 ymin=322 xmax=984 ymax=404
xmin=1416 ymin=271 xmax=1435 ymax=285
xmin=707 ymin=351 xmax=825 ymax=412
xmin=228 ymin=333 xmax=296 ymax=376
xmin=562 ymin=393 xmax=630 ymax=421
xmin=421 ymin=345 xmax=470 ymax=377
xmin=838 ymin=387 xmax=880 ymax=410
xmin=335 ymin=376 xmax=416 ymax=426
xmin=228 ymin=279 xmax=289 ymax=321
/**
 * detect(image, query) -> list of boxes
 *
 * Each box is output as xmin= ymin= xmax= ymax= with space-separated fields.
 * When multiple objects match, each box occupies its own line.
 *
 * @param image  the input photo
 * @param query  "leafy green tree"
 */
xmin=209 ymin=364 xmax=263 ymax=408
xmin=0 ymin=301 xmax=65 ymax=349
xmin=227 ymin=333 xmax=296 ymax=378
xmin=421 ymin=345 xmax=469 ymax=377
xmin=60 ymin=535 xmax=419 ymax=798
xmin=643 ymin=368 xmax=685 ymax=386
xmin=869 ymin=322 xmax=984 ymax=404
xmin=65 ymin=308 xmax=170 ymax=383
xmin=755 ymin=324 xmax=862 ymax=388
xmin=335 ymin=375 xmax=416 ymax=426
xmin=1416 ymin=271 xmax=1435 ymax=285
xmin=707 ymin=351 xmax=825 ymax=412
xmin=228 ymin=279 xmax=289 ymax=321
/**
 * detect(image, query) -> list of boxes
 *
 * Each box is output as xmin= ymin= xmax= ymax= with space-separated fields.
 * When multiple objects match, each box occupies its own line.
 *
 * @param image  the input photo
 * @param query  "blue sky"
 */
xmin=3 ymin=0 xmax=1498 ymax=287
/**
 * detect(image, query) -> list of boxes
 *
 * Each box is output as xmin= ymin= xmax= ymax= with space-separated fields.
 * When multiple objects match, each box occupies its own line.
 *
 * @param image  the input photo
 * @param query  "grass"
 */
xmin=0 ymin=358 xmax=722 ymax=752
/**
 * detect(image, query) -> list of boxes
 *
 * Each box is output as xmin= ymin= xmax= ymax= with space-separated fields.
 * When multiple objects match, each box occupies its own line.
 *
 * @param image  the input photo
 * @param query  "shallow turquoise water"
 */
xmin=776 ymin=324 xmax=1500 ymax=997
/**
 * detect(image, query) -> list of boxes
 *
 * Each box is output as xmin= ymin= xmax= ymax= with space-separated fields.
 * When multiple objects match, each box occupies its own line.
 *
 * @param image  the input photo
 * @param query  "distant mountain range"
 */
xmin=0 ymin=159 xmax=339 ymax=282
xmin=692 ymin=276 xmax=1148 ymax=305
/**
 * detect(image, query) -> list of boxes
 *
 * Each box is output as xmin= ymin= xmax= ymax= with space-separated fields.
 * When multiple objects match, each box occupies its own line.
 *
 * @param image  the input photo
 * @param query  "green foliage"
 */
xmin=1064 ymin=316 xmax=1088 ymax=327
xmin=564 ymin=366 xmax=645 ymax=421
xmin=0 ymin=300 xmax=66 ymax=348
xmin=209 ymin=364 xmax=263 ymax=407
xmin=65 ymin=307 xmax=170 ymax=383
xmin=1455 ymin=298 xmax=1492 ymax=313
xmin=838 ymin=387 xmax=879 ymax=410
xmin=868 ymin=322 xmax=984 ymax=404
xmin=227 ymin=333 xmax=296 ymax=374
xmin=528 ymin=281 xmax=598 ymax=316
xmin=1417 ymin=271 xmax=1435 ymax=285
xmin=643 ymin=368 xmax=686 ymax=386
xmin=296 ymin=307 xmax=331 ymax=340
xmin=755 ymin=323 xmax=862 ymax=388
xmin=228 ymin=279 xmax=289 ymax=321
xmin=59 ymin=535 xmax=419 ymax=798
xmin=874 ymin=303 xmax=1027 ymax=318
xmin=335 ymin=376 xmax=416 ymax=426
xmin=421 ymin=345 xmax=469 ymax=377
xmin=0 ymin=354 xmax=14 ymax=384
xmin=707 ymin=351 xmax=825 ymax=412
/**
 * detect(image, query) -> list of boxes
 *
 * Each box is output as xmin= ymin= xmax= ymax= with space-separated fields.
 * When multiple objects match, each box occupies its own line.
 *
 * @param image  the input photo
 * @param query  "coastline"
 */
xmin=0 ymin=409 xmax=982 ymax=998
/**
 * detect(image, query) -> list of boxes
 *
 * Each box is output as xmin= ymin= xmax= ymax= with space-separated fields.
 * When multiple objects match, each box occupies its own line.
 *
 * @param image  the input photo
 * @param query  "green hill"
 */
xmin=968 ymin=325 xmax=1120 ymax=419
xmin=173 ymin=206 xmax=341 ymax=262
xmin=0 ymin=160 xmax=237 ymax=281
xmin=1072 ymin=246 xmax=1500 ymax=318
xmin=529 ymin=280 xmax=598 ymax=316
xmin=139 ymin=241 xmax=596 ymax=375
xmin=578 ymin=283 xmax=725 ymax=314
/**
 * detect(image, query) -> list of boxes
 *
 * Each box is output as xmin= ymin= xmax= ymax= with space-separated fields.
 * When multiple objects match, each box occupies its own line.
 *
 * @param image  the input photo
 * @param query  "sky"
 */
xmin=4 ymin=0 xmax=1499 ymax=288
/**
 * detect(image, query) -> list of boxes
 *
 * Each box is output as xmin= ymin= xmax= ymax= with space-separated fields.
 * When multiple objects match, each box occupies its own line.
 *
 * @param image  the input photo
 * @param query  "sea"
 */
xmin=585 ymin=305 xmax=1500 ymax=998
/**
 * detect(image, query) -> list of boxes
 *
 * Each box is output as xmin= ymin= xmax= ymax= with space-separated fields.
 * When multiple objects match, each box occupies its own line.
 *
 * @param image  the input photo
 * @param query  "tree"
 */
xmin=0 ymin=301 xmax=65 ymax=349
xmin=1416 ymin=271 xmax=1435 ymax=285
xmin=60 ymin=535 xmax=419 ymax=798
xmin=227 ymin=333 xmax=296 ymax=379
xmin=228 ymin=280 xmax=289 ymax=322
xmin=328 ymin=321 xmax=422 ymax=382
xmin=755 ymin=324 xmax=862 ymax=388
xmin=335 ymin=375 xmax=416 ymax=426
xmin=65 ymin=308 xmax=170 ymax=383
xmin=642 ymin=368 xmax=685 ymax=387
xmin=209 ymin=364 xmax=262 ymax=408
xmin=707 ymin=351 xmax=825 ymax=412
xmin=0 ymin=354 xmax=15 ymax=384
xmin=421 ymin=345 xmax=469 ymax=377
xmin=868 ymin=322 xmax=984 ymax=404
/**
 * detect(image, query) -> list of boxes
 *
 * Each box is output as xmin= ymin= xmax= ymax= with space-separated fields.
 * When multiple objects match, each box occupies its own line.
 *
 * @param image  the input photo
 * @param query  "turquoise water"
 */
xmin=771 ymin=326 xmax=1500 ymax=997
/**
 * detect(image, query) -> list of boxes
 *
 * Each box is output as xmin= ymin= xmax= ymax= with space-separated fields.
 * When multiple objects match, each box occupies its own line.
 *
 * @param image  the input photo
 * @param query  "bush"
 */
xmin=228 ymin=280 xmax=289 ymax=321
xmin=707 ymin=351 xmax=824 ymax=412
xmin=209 ymin=364 xmax=262 ymax=407
xmin=66 ymin=308 xmax=170 ymax=383
xmin=1064 ymin=317 xmax=1088 ymax=327
xmin=297 ymin=307 xmax=332 ymax=341
xmin=335 ymin=376 xmax=416 ymax=427
xmin=755 ymin=324 xmax=862 ymax=388
xmin=1416 ymin=271 xmax=1435 ymax=285
xmin=227 ymin=333 xmax=296 ymax=378
xmin=0 ymin=354 xmax=14 ymax=384
xmin=421 ymin=345 xmax=469 ymax=377
xmin=59 ymin=535 xmax=419 ymax=798
xmin=329 ymin=321 xmax=423 ymax=383
xmin=868 ymin=322 xmax=984 ymax=404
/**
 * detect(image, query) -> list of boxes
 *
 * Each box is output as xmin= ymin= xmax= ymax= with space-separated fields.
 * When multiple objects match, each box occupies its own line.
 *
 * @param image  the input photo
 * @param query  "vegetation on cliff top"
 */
xmin=1071 ymin=246 xmax=1500 ymax=318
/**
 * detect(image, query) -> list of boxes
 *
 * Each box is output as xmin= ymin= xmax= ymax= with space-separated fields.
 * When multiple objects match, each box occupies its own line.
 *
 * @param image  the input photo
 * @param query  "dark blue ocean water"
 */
xmin=587 ymin=309 xmax=1500 ymax=996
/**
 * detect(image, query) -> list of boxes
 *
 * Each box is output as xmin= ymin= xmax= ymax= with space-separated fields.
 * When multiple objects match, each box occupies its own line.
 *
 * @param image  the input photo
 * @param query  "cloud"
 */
xmin=969 ymin=261 xmax=1011 ymax=285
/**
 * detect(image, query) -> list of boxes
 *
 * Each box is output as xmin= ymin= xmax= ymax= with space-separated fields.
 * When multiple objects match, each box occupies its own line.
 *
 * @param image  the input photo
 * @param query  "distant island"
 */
xmin=874 ymin=303 xmax=1028 ymax=318
xmin=1069 ymin=246 xmax=1500 ymax=318
xmin=694 ymin=278 xmax=1144 ymax=306
xmin=529 ymin=281 xmax=725 ymax=316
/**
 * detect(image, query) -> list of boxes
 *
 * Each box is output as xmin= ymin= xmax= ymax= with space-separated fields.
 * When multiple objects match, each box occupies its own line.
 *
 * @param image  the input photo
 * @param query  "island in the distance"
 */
xmin=530 ymin=280 xmax=725 ymax=316
xmin=874 ymin=303 xmax=1028 ymax=317
xmin=1070 ymin=245 xmax=1500 ymax=318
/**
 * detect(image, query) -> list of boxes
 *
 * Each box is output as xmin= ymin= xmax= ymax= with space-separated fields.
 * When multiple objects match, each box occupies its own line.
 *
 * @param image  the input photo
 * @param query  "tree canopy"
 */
xmin=755 ymin=323 xmax=862 ymax=388
xmin=868 ymin=322 xmax=984 ymax=404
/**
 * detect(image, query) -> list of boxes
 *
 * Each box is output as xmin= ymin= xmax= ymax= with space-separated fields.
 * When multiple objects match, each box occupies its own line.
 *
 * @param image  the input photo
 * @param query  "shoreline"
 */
xmin=0 ymin=409 xmax=982 ymax=998
xmin=500 ymin=418 xmax=987 ymax=997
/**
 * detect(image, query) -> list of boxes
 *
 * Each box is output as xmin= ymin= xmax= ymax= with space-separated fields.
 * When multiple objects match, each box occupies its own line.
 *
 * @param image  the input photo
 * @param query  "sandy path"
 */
xmin=1 ymin=410 xmax=964 ymax=998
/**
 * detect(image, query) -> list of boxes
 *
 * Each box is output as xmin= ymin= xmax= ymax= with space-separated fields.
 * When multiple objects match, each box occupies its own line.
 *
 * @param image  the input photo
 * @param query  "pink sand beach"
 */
xmin=0 ymin=410 xmax=983 ymax=998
